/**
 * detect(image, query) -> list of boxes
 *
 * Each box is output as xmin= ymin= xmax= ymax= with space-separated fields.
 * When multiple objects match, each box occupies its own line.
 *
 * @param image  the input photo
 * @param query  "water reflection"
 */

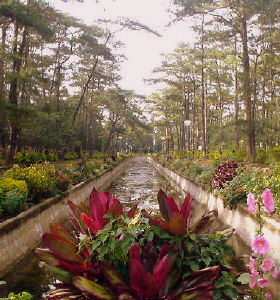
xmin=108 ymin=157 xmax=179 ymax=212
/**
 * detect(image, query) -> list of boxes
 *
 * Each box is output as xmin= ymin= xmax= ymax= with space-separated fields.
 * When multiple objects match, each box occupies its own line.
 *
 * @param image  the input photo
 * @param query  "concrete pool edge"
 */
xmin=0 ymin=158 xmax=134 ymax=277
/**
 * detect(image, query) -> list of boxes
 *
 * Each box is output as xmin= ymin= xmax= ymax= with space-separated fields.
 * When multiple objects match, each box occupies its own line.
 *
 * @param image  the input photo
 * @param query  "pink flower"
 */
xmin=249 ymin=256 xmax=257 ymax=271
xmin=249 ymin=278 xmax=257 ymax=288
xmin=249 ymin=256 xmax=259 ymax=277
xmin=251 ymin=269 xmax=260 ymax=278
xmin=272 ymin=268 xmax=280 ymax=279
xmin=265 ymin=292 xmax=273 ymax=299
xmin=262 ymin=189 xmax=275 ymax=213
xmin=257 ymin=278 xmax=270 ymax=288
xmin=247 ymin=193 xmax=257 ymax=214
xmin=252 ymin=236 xmax=270 ymax=255
xmin=261 ymin=259 xmax=275 ymax=272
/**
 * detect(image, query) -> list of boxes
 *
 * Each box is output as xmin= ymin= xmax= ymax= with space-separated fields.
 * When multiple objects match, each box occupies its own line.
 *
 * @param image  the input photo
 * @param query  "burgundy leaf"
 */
xmin=42 ymin=233 xmax=84 ymax=264
xmin=50 ymin=223 xmax=78 ymax=244
xmin=158 ymin=189 xmax=172 ymax=221
xmin=127 ymin=204 xmax=137 ymax=218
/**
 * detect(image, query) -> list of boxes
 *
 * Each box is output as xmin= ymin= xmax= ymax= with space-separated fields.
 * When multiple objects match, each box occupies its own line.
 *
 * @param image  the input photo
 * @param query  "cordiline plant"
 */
xmin=143 ymin=189 xmax=230 ymax=237
xmin=35 ymin=188 xmax=236 ymax=299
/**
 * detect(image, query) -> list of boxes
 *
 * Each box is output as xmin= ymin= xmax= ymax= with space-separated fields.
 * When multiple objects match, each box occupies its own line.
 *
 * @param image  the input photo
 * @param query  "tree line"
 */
xmin=0 ymin=0 xmax=154 ymax=162
xmin=148 ymin=0 xmax=280 ymax=161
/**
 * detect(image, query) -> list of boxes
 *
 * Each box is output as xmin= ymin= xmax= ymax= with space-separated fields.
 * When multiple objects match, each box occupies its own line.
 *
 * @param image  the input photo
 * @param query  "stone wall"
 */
xmin=0 ymin=159 xmax=131 ymax=277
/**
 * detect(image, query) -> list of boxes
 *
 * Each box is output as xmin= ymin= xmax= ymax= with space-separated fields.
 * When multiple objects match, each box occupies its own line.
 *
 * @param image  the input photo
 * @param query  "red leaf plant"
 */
xmin=35 ymin=188 xmax=228 ymax=299
xmin=37 ymin=228 xmax=221 ymax=300
xmin=142 ymin=189 xmax=192 ymax=236
xmin=68 ymin=188 xmax=137 ymax=234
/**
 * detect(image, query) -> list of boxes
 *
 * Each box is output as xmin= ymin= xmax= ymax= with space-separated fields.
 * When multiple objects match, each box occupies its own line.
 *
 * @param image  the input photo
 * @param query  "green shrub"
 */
xmin=0 ymin=292 xmax=33 ymax=300
xmin=197 ymin=169 xmax=214 ymax=186
xmin=90 ymin=152 xmax=107 ymax=159
xmin=256 ymin=148 xmax=268 ymax=163
xmin=64 ymin=152 xmax=79 ymax=160
xmin=0 ymin=178 xmax=28 ymax=214
xmin=185 ymin=165 xmax=206 ymax=180
xmin=14 ymin=151 xmax=58 ymax=164
xmin=270 ymin=146 xmax=280 ymax=161
xmin=216 ymin=169 xmax=251 ymax=209
xmin=45 ymin=152 xmax=58 ymax=162
xmin=4 ymin=164 xmax=57 ymax=201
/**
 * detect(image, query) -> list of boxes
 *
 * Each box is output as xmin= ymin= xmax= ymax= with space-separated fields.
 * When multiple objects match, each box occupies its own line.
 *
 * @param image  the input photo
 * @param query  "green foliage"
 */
xmin=87 ymin=214 xmax=154 ymax=271
xmin=0 ymin=292 xmax=33 ymax=300
xmin=90 ymin=152 xmax=107 ymax=160
xmin=4 ymin=164 xmax=57 ymax=201
xmin=256 ymin=148 xmax=268 ymax=163
xmin=64 ymin=152 xmax=79 ymax=160
xmin=269 ymin=146 xmax=280 ymax=162
xmin=14 ymin=151 xmax=58 ymax=164
xmin=214 ymin=271 xmax=239 ymax=299
xmin=0 ymin=178 xmax=28 ymax=215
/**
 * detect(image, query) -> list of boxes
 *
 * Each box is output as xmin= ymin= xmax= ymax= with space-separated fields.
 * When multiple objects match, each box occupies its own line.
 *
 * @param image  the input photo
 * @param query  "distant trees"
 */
xmin=0 ymin=0 xmax=152 ymax=162
xmin=148 ymin=0 xmax=280 ymax=160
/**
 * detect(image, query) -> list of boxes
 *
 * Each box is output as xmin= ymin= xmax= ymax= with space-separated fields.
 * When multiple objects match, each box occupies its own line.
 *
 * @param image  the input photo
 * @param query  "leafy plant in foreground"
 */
xmin=35 ymin=188 xmax=240 ymax=299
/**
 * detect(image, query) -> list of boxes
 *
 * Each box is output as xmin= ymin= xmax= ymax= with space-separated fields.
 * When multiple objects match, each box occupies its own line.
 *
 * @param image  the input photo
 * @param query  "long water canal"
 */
xmin=1 ymin=157 xmax=178 ymax=299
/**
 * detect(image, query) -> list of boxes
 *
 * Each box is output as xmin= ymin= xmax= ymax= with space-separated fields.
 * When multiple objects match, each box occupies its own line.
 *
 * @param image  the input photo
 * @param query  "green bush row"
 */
xmin=173 ymin=146 xmax=280 ymax=164
xmin=0 ymin=178 xmax=28 ymax=215
xmin=14 ymin=151 xmax=59 ymax=164
xmin=0 ymin=292 xmax=33 ymax=300
xmin=0 ymin=153 xmax=132 ymax=219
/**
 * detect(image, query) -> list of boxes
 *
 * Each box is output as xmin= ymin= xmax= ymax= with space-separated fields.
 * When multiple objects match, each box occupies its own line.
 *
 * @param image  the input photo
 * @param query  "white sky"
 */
xmin=49 ymin=0 xmax=195 ymax=96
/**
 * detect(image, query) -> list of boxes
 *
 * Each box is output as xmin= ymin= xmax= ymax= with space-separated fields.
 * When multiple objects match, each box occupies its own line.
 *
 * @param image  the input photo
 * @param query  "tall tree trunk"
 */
xmin=7 ymin=24 xmax=28 ymax=162
xmin=240 ymin=16 xmax=256 ymax=161
xmin=0 ymin=22 xmax=8 ymax=150
xmin=234 ymin=36 xmax=240 ymax=149
xmin=200 ymin=16 xmax=207 ymax=155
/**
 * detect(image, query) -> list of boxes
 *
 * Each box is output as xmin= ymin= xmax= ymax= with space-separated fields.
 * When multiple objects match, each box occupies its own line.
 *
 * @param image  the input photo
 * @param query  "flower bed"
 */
xmin=152 ymin=155 xmax=280 ymax=216
xmin=149 ymin=157 xmax=280 ymax=299
xmin=0 ymin=153 xmax=132 ymax=220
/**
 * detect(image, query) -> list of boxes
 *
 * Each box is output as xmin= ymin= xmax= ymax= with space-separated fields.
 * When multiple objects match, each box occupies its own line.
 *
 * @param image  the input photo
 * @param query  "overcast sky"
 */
xmin=49 ymin=0 xmax=195 ymax=96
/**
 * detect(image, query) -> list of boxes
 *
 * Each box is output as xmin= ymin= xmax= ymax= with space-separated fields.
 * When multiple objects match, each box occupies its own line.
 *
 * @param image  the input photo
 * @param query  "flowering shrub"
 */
xmin=211 ymin=161 xmax=239 ymax=189
xmin=0 ymin=178 xmax=28 ymax=215
xmin=36 ymin=188 xmax=239 ymax=300
xmin=238 ymin=189 xmax=280 ymax=299
xmin=4 ymin=164 xmax=57 ymax=201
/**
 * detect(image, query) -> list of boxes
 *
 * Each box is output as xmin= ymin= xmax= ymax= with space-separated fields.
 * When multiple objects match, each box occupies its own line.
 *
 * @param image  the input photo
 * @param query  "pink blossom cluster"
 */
xmin=246 ymin=189 xmax=279 ymax=299
xmin=249 ymin=254 xmax=280 ymax=290
xmin=246 ymin=188 xmax=275 ymax=215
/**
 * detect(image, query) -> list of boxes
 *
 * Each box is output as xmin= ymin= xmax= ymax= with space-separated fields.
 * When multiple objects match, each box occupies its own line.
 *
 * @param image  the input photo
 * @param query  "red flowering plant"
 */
xmin=211 ymin=161 xmax=239 ymax=189
xmin=238 ymin=189 xmax=280 ymax=299
xmin=36 ymin=188 xmax=240 ymax=299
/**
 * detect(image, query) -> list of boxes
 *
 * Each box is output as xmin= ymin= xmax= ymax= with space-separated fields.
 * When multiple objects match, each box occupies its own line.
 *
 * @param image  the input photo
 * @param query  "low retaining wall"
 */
xmin=0 ymin=159 xmax=132 ymax=277
xmin=148 ymin=157 xmax=280 ymax=261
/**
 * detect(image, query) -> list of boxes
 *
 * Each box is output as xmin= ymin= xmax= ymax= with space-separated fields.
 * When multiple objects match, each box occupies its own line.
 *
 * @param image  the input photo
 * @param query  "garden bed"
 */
xmin=148 ymin=157 xmax=280 ymax=297
xmin=147 ymin=158 xmax=280 ymax=261
xmin=153 ymin=154 xmax=280 ymax=219
xmin=0 ymin=157 xmax=133 ymax=277
xmin=0 ymin=154 xmax=132 ymax=221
